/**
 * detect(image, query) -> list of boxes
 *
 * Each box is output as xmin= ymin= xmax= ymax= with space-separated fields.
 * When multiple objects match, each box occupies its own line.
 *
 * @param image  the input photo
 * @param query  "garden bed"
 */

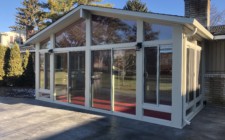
xmin=0 ymin=87 xmax=35 ymax=98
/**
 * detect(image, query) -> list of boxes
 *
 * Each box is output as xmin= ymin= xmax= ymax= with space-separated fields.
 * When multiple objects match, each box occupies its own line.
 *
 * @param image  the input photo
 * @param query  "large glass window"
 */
xmin=159 ymin=46 xmax=172 ymax=105
xmin=92 ymin=15 xmax=136 ymax=45
xmin=144 ymin=47 xmax=157 ymax=104
xmin=69 ymin=52 xmax=85 ymax=106
xmin=144 ymin=45 xmax=172 ymax=106
xmin=40 ymin=38 xmax=51 ymax=49
xmin=144 ymin=22 xmax=173 ymax=41
xmin=55 ymin=19 xmax=86 ymax=48
xmin=39 ymin=53 xmax=50 ymax=89
xmin=113 ymin=49 xmax=136 ymax=114
xmin=55 ymin=53 xmax=68 ymax=102
xmin=91 ymin=50 xmax=111 ymax=110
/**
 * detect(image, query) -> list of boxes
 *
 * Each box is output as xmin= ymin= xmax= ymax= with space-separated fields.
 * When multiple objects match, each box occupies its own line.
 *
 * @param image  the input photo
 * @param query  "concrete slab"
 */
xmin=0 ymin=97 xmax=224 ymax=140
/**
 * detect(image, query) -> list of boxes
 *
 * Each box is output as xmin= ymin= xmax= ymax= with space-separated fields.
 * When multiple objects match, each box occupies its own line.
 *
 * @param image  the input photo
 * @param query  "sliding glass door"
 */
xmin=91 ymin=49 xmax=136 ymax=115
xmin=55 ymin=53 xmax=68 ymax=102
xmin=68 ymin=52 xmax=85 ymax=106
xmin=91 ymin=50 xmax=112 ymax=110
xmin=54 ymin=52 xmax=85 ymax=106
xmin=113 ymin=49 xmax=136 ymax=114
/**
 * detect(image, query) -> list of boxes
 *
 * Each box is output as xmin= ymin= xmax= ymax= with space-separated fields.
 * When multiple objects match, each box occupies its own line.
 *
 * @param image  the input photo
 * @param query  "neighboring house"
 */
xmin=0 ymin=31 xmax=26 ymax=47
xmin=25 ymin=0 xmax=223 ymax=129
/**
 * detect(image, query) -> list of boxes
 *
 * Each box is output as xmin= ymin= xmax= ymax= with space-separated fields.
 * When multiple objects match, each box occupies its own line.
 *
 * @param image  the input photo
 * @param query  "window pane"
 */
xmin=159 ymin=45 xmax=172 ymax=105
xmin=45 ymin=54 xmax=50 ymax=90
xmin=91 ymin=50 xmax=111 ymax=110
xmin=39 ymin=54 xmax=44 ymax=89
xmin=69 ymin=52 xmax=85 ymax=106
xmin=144 ymin=47 xmax=157 ymax=104
xmin=40 ymin=39 xmax=51 ymax=49
xmin=55 ymin=19 xmax=86 ymax=48
xmin=144 ymin=22 xmax=173 ymax=41
xmin=55 ymin=53 xmax=68 ymax=102
xmin=113 ymin=49 xmax=136 ymax=115
xmin=92 ymin=15 xmax=136 ymax=45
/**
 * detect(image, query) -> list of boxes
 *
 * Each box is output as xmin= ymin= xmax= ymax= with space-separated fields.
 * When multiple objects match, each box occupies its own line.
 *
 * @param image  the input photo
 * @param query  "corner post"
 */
xmin=171 ymin=25 xmax=184 ymax=128
xmin=35 ymin=42 xmax=40 ymax=100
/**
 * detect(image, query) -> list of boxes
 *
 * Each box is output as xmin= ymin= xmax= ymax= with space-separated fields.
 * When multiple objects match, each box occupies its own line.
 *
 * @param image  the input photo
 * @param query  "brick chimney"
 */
xmin=184 ymin=0 xmax=210 ymax=28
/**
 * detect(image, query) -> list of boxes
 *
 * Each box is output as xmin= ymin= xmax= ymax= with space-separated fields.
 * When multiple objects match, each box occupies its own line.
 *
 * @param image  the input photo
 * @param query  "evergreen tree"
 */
xmin=10 ymin=0 xmax=45 ymax=39
xmin=123 ymin=0 xmax=148 ymax=12
xmin=41 ymin=0 xmax=112 ymax=23
xmin=21 ymin=53 xmax=35 ymax=87
xmin=0 ymin=45 xmax=6 ymax=81
xmin=4 ymin=44 xmax=23 ymax=86
xmin=22 ymin=50 xmax=30 ymax=71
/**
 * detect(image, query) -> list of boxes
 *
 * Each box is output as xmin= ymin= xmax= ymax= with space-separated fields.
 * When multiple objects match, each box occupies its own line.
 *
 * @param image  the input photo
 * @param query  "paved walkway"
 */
xmin=0 ymin=97 xmax=224 ymax=140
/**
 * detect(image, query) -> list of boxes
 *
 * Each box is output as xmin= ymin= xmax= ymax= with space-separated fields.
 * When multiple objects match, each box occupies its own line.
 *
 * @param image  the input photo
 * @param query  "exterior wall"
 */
xmin=204 ymin=39 xmax=225 ymax=107
xmin=0 ymin=31 xmax=26 ymax=47
xmin=205 ymin=74 xmax=225 ymax=107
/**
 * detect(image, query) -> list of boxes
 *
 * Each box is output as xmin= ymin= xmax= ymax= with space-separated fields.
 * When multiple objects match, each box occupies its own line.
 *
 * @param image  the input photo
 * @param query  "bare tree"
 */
xmin=210 ymin=4 xmax=225 ymax=26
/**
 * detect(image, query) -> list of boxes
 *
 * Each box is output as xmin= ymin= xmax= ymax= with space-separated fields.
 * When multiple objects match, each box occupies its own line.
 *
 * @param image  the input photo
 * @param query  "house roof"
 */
xmin=25 ymin=5 xmax=213 ymax=45
xmin=210 ymin=25 xmax=225 ymax=35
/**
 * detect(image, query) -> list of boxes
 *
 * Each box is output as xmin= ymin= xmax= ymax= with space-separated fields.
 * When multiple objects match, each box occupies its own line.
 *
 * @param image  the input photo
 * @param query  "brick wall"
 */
xmin=204 ymin=74 xmax=225 ymax=107
xmin=184 ymin=0 xmax=210 ymax=27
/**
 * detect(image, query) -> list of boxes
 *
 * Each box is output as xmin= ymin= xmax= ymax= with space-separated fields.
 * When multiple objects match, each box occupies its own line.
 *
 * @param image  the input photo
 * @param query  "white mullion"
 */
xmin=50 ymin=34 xmax=55 ymax=101
xmin=111 ymin=49 xmax=114 ymax=111
xmin=67 ymin=52 xmax=70 ymax=103
xmin=85 ymin=13 xmax=91 ymax=108
xmin=35 ymin=43 xmax=40 ymax=99
xmin=156 ymin=45 xmax=160 ymax=106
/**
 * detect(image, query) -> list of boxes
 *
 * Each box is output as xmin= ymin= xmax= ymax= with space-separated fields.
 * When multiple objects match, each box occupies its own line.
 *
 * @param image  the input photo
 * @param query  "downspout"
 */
xmin=186 ymin=27 xmax=198 ymax=38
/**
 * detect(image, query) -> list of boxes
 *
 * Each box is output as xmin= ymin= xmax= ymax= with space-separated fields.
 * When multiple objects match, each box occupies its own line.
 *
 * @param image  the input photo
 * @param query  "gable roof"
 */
xmin=25 ymin=5 xmax=213 ymax=45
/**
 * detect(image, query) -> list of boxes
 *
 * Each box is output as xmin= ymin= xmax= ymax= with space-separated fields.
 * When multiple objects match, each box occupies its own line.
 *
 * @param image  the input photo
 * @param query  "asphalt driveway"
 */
xmin=0 ymin=97 xmax=224 ymax=140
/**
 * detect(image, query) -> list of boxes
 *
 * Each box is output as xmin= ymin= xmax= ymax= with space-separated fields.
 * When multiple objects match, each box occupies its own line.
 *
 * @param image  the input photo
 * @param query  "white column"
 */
xmin=136 ymin=20 xmax=144 ymax=119
xmin=35 ymin=42 xmax=40 ymax=99
xmin=171 ymin=25 xmax=184 ymax=128
xmin=85 ymin=13 xmax=91 ymax=108
xmin=50 ymin=34 xmax=55 ymax=101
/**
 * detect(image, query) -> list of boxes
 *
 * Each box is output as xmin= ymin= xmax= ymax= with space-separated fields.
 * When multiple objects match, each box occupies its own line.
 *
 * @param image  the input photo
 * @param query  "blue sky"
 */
xmin=0 ymin=0 xmax=224 ymax=32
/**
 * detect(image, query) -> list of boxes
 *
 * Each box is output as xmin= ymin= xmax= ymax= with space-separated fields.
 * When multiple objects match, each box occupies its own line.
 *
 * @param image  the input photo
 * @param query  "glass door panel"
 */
xmin=113 ymin=49 xmax=136 ymax=114
xmin=55 ymin=53 xmax=68 ymax=102
xmin=186 ymin=48 xmax=195 ymax=103
xmin=91 ymin=50 xmax=111 ymax=110
xmin=69 ymin=52 xmax=85 ymax=106
xmin=159 ymin=46 xmax=172 ymax=105
xmin=144 ymin=47 xmax=157 ymax=104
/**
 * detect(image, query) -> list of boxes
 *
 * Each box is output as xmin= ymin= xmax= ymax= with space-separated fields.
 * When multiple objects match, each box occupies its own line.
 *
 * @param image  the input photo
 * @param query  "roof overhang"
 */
xmin=214 ymin=35 xmax=225 ymax=40
xmin=25 ymin=5 xmax=214 ymax=45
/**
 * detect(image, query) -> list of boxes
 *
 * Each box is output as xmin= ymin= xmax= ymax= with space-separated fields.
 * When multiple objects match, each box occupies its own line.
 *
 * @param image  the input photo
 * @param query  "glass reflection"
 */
xmin=55 ymin=19 xmax=86 ymax=48
xmin=39 ymin=53 xmax=50 ymax=90
xmin=92 ymin=15 xmax=136 ymax=45
xmin=159 ymin=46 xmax=172 ymax=105
xmin=55 ymin=53 xmax=68 ymax=102
xmin=40 ymin=39 xmax=51 ymax=49
xmin=144 ymin=22 xmax=173 ymax=41
xmin=39 ymin=54 xmax=44 ymax=89
xmin=69 ymin=52 xmax=85 ymax=106
xmin=144 ymin=47 xmax=157 ymax=104
xmin=91 ymin=50 xmax=111 ymax=110
xmin=113 ymin=49 xmax=136 ymax=114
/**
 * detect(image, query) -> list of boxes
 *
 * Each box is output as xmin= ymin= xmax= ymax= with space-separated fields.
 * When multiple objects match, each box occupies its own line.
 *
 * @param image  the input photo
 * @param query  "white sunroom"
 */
xmin=25 ymin=5 xmax=213 ymax=128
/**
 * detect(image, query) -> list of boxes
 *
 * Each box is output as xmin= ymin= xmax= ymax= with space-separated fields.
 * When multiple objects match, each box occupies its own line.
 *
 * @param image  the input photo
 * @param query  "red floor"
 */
xmin=56 ymin=95 xmax=170 ymax=120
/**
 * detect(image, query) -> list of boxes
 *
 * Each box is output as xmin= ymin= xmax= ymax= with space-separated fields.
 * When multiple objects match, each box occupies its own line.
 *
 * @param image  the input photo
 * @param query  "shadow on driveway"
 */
xmin=0 ymin=97 xmax=225 ymax=140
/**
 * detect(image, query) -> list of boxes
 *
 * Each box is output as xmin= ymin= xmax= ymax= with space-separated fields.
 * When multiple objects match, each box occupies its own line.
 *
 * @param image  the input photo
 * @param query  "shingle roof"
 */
xmin=210 ymin=25 xmax=225 ymax=35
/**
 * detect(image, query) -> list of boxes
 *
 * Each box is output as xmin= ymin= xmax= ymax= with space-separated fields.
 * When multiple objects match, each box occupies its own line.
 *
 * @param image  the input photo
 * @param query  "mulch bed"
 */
xmin=0 ymin=87 xmax=35 ymax=98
